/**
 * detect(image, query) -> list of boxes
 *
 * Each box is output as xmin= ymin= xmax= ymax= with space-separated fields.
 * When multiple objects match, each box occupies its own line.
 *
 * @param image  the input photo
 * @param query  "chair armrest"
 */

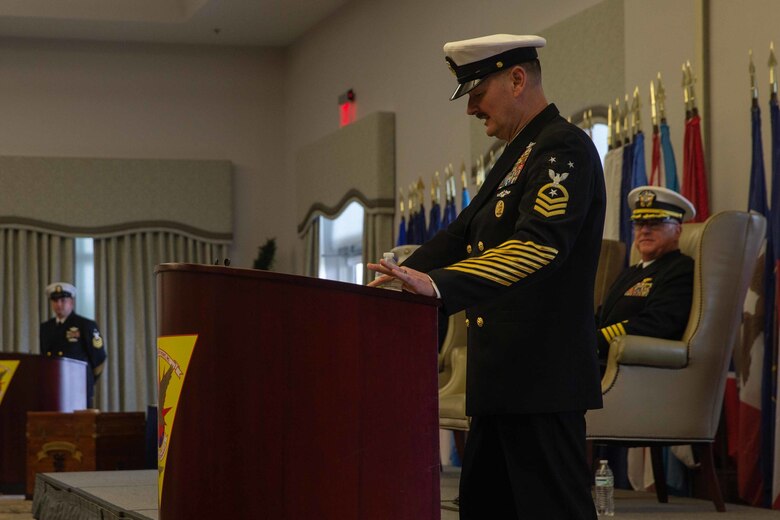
xmin=613 ymin=335 xmax=688 ymax=368
xmin=439 ymin=345 xmax=467 ymax=398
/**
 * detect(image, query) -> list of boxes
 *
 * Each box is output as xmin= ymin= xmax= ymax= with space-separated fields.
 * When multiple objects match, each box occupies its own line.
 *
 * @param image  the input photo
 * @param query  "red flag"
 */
xmin=682 ymin=114 xmax=710 ymax=222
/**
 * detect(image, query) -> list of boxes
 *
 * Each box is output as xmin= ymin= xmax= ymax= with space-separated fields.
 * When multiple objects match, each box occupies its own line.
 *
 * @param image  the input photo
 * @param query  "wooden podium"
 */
xmin=156 ymin=264 xmax=440 ymax=520
xmin=0 ymin=353 xmax=86 ymax=494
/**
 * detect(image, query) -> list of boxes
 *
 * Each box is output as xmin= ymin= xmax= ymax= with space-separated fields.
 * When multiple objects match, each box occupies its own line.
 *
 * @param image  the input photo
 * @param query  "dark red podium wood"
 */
xmin=0 ymin=353 xmax=86 ymax=494
xmin=157 ymin=264 xmax=440 ymax=520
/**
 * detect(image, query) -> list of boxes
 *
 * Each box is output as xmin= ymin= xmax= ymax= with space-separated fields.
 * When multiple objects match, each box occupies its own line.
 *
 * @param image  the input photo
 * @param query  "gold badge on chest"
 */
xmin=495 ymin=200 xmax=505 ymax=218
xmin=625 ymin=277 xmax=653 ymax=297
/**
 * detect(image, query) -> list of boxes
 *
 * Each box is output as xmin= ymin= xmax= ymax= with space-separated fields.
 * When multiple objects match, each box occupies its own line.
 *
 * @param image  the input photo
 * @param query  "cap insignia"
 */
xmin=638 ymin=190 xmax=656 ymax=208
xmin=55 ymin=285 xmax=62 ymax=292
xmin=496 ymin=61 xmax=504 ymax=69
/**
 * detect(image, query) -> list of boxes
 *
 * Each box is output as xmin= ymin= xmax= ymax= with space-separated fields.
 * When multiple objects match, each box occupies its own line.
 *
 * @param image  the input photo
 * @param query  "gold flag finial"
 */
xmin=769 ymin=42 xmax=778 ymax=96
xmin=650 ymin=79 xmax=657 ymax=127
xmin=682 ymin=63 xmax=690 ymax=110
xmin=657 ymin=73 xmax=667 ymax=121
xmin=614 ymin=98 xmax=622 ymax=143
xmin=407 ymin=183 xmax=415 ymax=214
xmin=632 ymin=86 xmax=641 ymax=133
xmin=432 ymin=171 xmax=441 ymax=203
xmin=460 ymin=161 xmax=468 ymax=189
xmin=607 ymin=103 xmax=613 ymax=149
xmin=686 ymin=60 xmax=697 ymax=110
xmin=750 ymin=49 xmax=758 ymax=101
xmin=398 ymin=187 xmax=404 ymax=214
xmin=624 ymin=94 xmax=632 ymax=138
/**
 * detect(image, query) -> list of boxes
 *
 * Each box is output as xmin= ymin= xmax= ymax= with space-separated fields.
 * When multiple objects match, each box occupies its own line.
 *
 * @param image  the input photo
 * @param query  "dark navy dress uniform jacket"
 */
xmin=403 ymin=103 xmax=605 ymax=416
xmin=40 ymin=313 xmax=106 ymax=404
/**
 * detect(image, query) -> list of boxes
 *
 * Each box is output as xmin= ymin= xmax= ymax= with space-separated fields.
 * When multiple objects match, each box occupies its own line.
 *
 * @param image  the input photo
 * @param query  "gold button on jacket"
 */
xmin=466 ymin=244 xmax=472 ymax=254
xmin=478 ymin=241 xmax=485 ymax=251
xmin=476 ymin=317 xmax=484 ymax=327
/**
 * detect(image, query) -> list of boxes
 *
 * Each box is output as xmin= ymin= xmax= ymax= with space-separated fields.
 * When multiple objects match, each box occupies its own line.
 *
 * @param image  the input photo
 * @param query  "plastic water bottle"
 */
xmin=594 ymin=459 xmax=615 ymax=516
xmin=378 ymin=252 xmax=403 ymax=290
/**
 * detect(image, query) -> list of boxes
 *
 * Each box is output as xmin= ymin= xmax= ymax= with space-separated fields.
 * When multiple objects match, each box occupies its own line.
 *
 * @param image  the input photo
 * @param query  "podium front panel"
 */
xmin=157 ymin=264 xmax=440 ymax=520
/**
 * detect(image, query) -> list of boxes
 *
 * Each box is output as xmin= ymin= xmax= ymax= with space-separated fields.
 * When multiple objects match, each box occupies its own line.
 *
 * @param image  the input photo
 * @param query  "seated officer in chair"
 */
xmin=596 ymin=186 xmax=696 ymax=366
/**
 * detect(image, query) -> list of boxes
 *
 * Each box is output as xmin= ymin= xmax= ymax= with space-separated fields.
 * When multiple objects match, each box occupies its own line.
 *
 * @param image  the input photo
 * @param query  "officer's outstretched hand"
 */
xmin=367 ymin=259 xmax=436 ymax=297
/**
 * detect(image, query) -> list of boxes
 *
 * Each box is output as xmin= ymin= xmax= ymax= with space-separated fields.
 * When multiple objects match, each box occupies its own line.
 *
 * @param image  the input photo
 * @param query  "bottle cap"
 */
xmin=383 ymin=252 xmax=396 ymax=262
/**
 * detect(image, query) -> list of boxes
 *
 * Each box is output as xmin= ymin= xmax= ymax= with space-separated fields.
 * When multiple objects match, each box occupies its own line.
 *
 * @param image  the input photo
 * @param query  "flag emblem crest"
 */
xmin=0 ymin=360 xmax=20 ymax=407
xmin=157 ymin=335 xmax=198 ymax=507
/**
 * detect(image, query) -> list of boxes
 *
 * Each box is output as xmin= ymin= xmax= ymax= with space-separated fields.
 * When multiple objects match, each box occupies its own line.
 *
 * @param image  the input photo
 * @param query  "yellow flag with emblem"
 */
xmin=0 ymin=360 xmax=20 ymax=406
xmin=157 ymin=335 xmax=197 ymax=506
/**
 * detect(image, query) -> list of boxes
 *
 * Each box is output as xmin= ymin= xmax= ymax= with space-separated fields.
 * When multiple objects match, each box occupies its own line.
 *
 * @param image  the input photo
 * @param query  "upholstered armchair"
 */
xmin=594 ymin=239 xmax=626 ymax=308
xmin=586 ymin=211 xmax=766 ymax=512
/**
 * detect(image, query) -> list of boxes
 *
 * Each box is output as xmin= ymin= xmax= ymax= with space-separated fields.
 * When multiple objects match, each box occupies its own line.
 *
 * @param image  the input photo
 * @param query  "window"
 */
xmin=75 ymin=237 xmax=96 ymax=319
xmin=318 ymin=201 xmax=364 ymax=284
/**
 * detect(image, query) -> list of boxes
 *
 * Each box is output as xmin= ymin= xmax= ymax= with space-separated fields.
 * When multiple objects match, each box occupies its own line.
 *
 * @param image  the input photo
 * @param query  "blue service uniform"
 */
xmin=40 ymin=313 xmax=106 ymax=406
xmin=596 ymin=249 xmax=694 ymax=359
xmin=403 ymin=104 xmax=604 ymax=519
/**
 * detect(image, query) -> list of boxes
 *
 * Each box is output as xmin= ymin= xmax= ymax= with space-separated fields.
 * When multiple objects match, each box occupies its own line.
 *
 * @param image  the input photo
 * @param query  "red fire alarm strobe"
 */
xmin=339 ymin=89 xmax=356 ymax=127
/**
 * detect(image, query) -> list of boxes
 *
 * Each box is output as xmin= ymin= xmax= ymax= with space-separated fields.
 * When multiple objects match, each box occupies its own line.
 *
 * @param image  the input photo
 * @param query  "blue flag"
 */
xmin=396 ymin=216 xmax=406 ymax=246
xmin=660 ymin=122 xmax=680 ymax=192
xmin=427 ymin=203 xmax=441 ymax=241
xmin=461 ymin=187 xmax=471 ymax=212
xmin=761 ymin=96 xmax=780 ymax=507
xmin=631 ymin=131 xmax=648 ymax=187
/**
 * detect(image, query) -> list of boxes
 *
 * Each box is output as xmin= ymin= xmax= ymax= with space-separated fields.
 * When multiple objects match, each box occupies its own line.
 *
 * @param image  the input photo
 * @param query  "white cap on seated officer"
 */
xmin=628 ymin=186 xmax=696 ymax=223
xmin=628 ymin=186 xmax=696 ymax=263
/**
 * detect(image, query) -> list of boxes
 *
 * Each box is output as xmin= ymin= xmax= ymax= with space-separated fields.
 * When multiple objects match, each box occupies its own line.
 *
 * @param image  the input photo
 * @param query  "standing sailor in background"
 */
xmin=40 ymin=282 xmax=106 ymax=408
xmin=370 ymin=34 xmax=604 ymax=519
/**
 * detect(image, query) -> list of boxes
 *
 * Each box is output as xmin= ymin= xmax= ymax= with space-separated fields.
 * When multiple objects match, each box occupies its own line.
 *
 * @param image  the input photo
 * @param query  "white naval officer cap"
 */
xmin=45 ymin=282 xmax=77 ymax=300
xmin=628 ymin=186 xmax=696 ymax=223
xmin=443 ymin=34 xmax=546 ymax=100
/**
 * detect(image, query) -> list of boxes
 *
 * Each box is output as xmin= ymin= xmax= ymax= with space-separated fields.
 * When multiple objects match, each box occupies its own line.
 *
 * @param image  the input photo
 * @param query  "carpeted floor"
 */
xmin=6 ymin=469 xmax=780 ymax=519
xmin=439 ymin=467 xmax=780 ymax=519
xmin=0 ymin=497 xmax=31 ymax=520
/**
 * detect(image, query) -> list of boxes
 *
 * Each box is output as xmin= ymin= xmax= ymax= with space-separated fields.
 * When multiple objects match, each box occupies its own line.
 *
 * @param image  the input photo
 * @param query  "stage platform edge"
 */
xmin=32 ymin=470 xmax=157 ymax=520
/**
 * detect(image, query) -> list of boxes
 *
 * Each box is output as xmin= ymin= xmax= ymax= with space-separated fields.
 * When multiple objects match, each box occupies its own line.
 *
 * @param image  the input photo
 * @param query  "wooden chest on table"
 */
xmin=26 ymin=411 xmax=146 ymax=496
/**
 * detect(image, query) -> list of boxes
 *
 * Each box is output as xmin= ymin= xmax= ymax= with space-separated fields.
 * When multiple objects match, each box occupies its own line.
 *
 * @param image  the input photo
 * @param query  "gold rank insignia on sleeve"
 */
xmin=624 ymin=277 xmax=653 ymax=297
xmin=444 ymin=239 xmax=558 ymax=286
xmin=533 ymin=169 xmax=570 ymax=218
xmin=93 ymin=330 xmax=104 ymax=348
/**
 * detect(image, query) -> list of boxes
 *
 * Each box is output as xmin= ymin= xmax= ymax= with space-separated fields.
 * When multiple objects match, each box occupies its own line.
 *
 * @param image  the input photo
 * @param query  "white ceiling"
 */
xmin=0 ymin=0 xmax=350 ymax=47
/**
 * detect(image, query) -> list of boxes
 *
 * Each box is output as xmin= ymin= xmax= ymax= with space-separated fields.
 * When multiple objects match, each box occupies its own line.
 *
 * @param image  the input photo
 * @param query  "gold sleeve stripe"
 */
xmin=534 ymin=205 xmax=566 ymax=217
xmin=601 ymin=323 xmax=628 ymax=344
xmin=462 ymin=253 xmax=545 ymax=272
xmin=444 ymin=239 xmax=558 ymax=285
xmin=446 ymin=265 xmax=517 ymax=286
xmin=535 ymin=198 xmax=568 ymax=211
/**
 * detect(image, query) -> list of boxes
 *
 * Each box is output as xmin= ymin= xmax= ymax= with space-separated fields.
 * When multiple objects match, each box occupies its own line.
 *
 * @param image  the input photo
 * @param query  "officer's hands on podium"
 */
xmin=367 ymin=259 xmax=437 ymax=297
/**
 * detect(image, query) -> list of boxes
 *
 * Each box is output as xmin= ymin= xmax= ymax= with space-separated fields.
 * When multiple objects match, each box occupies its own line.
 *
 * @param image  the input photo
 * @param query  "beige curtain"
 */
xmin=302 ymin=219 xmax=320 ymax=278
xmin=0 ymin=227 xmax=74 ymax=353
xmin=362 ymin=208 xmax=394 ymax=285
xmin=94 ymin=230 xmax=229 ymax=412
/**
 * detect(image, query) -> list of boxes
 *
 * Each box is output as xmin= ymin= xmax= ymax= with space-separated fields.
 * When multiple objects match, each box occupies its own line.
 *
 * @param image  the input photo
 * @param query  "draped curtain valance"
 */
xmin=0 ymin=156 xmax=232 ymax=239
